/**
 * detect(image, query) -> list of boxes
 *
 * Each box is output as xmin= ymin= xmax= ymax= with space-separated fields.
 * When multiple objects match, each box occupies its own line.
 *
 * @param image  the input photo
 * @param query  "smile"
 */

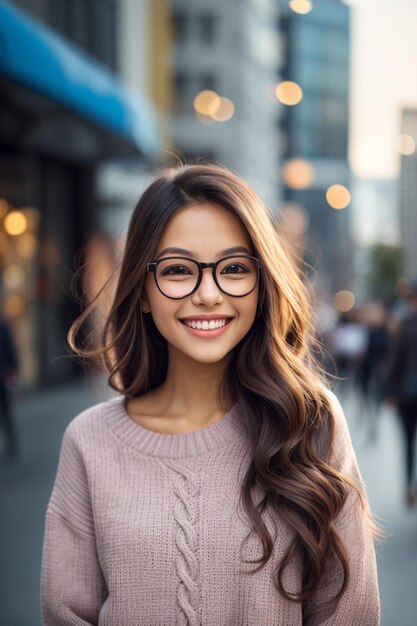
xmin=180 ymin=317 xmax=234 ymax=338
xmin=183 ymin=318 xmax=229 ymax=330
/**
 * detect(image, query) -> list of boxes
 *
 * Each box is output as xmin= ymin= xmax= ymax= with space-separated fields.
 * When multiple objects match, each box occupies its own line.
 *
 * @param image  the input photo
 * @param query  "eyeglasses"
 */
xmin=146 ymin=255 xmax=262 ymax=300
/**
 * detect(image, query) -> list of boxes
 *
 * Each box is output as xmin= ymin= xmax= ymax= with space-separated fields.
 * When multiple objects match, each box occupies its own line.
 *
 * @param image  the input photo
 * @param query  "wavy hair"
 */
xmin=68 ymin=162 xmax=385 ymax=606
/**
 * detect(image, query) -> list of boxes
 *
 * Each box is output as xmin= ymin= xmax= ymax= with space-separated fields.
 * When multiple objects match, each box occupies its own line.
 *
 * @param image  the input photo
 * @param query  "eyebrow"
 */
xmin=156 ymin=245 xmax=252 ymax=259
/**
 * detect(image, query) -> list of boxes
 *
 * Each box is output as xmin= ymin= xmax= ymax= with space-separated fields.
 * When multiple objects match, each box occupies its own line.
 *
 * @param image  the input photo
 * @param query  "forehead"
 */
xmin=156 ymin=202 xmax=253 ymax=257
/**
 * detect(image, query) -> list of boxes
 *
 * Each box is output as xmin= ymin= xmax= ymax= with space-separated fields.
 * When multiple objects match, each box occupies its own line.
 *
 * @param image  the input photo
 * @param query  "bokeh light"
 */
xmin=3 ymin=264 xmax=25 ymax=290
xmin=289 ymin=0 xmax=313 ymax=15
xmin=275 ymin=81 xmax=303 ymax=105
xmin=394 ymin=133 xmax=416 ymax=156
xmin=333 ymin=290 xmax=355 ymax=312
xmin=211 ymin=97 xmax=235 ymax=122
xmin=281 ymin=158 xmax=315 ymax=189
xmin=326 ymin=184 xmax=351 ymax=209
xmin=3 ymin=210 xmax=28 ymax=236
xmin=193 ymin=90 xmax=221 ymax=116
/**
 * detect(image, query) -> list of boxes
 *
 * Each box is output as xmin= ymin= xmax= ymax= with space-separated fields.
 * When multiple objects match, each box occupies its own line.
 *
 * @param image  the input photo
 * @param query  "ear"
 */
xmin=141 ymin=290 xmax=150 ymax=313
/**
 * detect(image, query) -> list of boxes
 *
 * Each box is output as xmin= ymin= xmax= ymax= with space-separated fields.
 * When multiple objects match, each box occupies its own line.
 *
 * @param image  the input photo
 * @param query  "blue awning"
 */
xmin=0 ymin=1 xmax=160 ymax=159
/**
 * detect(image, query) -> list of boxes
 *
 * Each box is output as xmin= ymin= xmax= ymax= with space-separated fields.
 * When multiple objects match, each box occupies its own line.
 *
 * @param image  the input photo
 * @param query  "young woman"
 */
xmin=40 ymin=163 xmax=382 ymax=625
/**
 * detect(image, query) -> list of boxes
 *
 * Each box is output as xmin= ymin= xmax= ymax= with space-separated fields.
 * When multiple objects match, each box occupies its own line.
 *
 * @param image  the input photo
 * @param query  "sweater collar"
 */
xmin=104 ymin=394 xmax=244 ymax=458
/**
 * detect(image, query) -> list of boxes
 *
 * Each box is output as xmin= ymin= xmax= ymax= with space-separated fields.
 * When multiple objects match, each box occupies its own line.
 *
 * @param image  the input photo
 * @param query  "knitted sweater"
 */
xmin=40 ymin=390 xmax=380 ymax=625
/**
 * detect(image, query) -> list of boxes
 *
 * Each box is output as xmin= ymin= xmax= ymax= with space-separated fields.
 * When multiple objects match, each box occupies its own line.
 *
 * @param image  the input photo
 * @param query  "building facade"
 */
xmin=351 ymin=176 xmax=399 ymax=248
xmin=0 ymin=0 xmax=160 ymax=387
xmin=169 ymin=0 xmax=281 ymax=210
xmin=399 ymin=108 xmax=417 ymax=277
xmin=278 ymin=0 xmax=352 ymax=295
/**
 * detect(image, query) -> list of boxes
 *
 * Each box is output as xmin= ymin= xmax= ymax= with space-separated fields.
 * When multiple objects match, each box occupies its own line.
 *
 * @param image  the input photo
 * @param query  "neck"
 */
xmin=157 ymin=346 xmax=233 ymax=417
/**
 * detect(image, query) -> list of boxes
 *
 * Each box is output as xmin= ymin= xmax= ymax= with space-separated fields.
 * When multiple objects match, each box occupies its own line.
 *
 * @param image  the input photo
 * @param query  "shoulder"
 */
xmin=319 ymin=385 xmax=354 ymax=467
xmin=320 ymin=385 xmax=345 ymax=428
xmin=61 ymin=395 xmax=119 ymax=452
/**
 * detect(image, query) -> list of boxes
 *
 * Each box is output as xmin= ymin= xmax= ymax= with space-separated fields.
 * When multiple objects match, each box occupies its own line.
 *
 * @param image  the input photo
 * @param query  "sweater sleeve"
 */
xmin=302 ymin=391 xmax=380 ymax=626
xmin=40 ymin=418 xmax=108 ymax=625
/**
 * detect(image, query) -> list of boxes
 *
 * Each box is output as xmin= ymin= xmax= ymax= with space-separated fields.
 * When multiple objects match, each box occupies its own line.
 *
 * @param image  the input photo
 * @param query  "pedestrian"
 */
xmin=40 ymin=163 xmax=382 ymax=625
xmin=384 ymin=277 xmax=417 ymax=508
xmin=326 ymin=310 xmax=368 ymax=402
xmin=356 ymin=302 xmax=390 ymax=443
xmin=0 ymin=311 xmax=19 ymax=463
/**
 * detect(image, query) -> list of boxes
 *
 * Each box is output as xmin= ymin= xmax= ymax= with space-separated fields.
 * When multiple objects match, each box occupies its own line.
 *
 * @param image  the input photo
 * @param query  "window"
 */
xmin=173 ymin=72 xmax=193 ymax=113
xmin=89 ymin=0 xmax=117 ymax=70
xmin=173 ymin=73 xmax=218 ymax=115
xmin=171 ymin=11 xmax=188 ymax=44
xmin=197 ymin=13 xmax=217 ymax=45
xmin=197 ymin=74 xmax=216 ymax=93
xmin=48 ymin=0 xmax=117 ymax=70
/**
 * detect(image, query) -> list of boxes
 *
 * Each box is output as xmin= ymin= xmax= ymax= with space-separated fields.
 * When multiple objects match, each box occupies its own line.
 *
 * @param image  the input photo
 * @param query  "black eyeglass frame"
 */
xmin=146 ymin=255 xmax=262 ymax=300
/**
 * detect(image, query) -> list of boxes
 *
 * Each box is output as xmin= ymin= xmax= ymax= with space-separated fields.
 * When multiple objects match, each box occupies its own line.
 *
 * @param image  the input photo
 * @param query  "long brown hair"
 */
xmin=68 ymin=162 xmax=385 ymax=606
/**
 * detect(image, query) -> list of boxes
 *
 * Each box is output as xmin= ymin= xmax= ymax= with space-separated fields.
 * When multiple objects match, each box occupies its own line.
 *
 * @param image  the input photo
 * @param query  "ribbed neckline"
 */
xmin=103 ymin=394 xmax=244 ymax=458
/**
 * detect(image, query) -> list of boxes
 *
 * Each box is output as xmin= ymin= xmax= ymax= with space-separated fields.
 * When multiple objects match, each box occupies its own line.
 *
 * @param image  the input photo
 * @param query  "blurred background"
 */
xmin=0 ymin=0 xmax=416 ymax=624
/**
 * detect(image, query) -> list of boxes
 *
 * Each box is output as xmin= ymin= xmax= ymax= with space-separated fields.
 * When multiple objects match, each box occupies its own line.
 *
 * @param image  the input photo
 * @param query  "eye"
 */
xmin=221 ymin=263 xmax=249 ymax=275
xmin=160 ymin=265 xmax=192 ymax=276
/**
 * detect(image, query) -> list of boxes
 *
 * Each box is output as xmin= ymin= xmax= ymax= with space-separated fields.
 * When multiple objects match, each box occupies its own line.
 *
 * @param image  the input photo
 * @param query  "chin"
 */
xmin=181 ymin=346 xmax=233 ymax=363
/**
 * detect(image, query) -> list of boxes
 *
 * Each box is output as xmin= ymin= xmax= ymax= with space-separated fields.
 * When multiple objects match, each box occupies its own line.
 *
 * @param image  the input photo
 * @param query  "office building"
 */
xmin=169 ymin=0 xmax=281 ymax=209
xmin=278 ymin=0 xmax=352 ymax=295
xmin=399 ymin=108 xmax=417 ymax=276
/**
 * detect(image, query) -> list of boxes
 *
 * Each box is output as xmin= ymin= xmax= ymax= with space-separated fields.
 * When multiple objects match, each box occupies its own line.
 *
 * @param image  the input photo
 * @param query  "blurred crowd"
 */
xmin=320 ymin=279 xmax=417 ymax=509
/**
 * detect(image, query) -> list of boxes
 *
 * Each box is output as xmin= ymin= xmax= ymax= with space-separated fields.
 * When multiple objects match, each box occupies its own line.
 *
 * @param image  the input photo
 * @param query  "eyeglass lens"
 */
xmin=156 ymin=256 xmax=258 ymax=298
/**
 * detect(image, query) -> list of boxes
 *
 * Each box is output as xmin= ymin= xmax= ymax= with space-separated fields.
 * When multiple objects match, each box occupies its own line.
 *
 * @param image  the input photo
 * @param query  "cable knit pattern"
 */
xmin=163 ymin=459 xmax=201 ymax=625
xmin=40 ymin=391 xmax=380 ymax=625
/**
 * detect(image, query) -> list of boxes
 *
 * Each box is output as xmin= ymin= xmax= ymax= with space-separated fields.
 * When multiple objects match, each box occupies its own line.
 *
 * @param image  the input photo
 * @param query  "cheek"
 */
xmin=151 ymin=303 xmax=178 ymax=332
xmin=241 ymin=291 xmax=258 ymax=318
xmin=146 ymin=277 xmax=168 ymax=313
xmin=233 ymin=295 xmax=258 ymax=333
xmin=149 ymin=298 xmax=182 ymax=336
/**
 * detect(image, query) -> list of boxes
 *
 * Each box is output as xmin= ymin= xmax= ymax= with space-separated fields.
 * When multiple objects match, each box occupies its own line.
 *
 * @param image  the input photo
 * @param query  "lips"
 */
xmin=179 ymin=316 xmax=234 ymax=322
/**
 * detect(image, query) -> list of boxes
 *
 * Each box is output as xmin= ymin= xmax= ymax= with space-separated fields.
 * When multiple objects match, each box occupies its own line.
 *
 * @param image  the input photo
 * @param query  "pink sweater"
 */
xmin=40 ymin=390 xmax=380 ymax=625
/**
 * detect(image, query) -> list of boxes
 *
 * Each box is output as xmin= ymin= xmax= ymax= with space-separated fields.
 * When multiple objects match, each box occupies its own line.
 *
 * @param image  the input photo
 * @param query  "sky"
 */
xmin=348 ymin=0 xmax=417 ymax=180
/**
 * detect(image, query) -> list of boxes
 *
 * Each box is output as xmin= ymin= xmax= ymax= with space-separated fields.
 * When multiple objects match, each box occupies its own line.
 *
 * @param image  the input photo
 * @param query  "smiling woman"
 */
xmin=40 ymin=162 xmax=383 ymax=626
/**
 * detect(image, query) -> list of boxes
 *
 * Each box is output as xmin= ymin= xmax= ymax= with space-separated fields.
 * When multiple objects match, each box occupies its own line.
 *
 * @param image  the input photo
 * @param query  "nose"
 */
xmin=192 ymin=266 xmax=223 ymax=305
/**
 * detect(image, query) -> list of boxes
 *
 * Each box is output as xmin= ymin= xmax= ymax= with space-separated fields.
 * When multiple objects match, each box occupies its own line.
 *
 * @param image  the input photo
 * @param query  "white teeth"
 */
xmin=183 ymin=318 xmax=229 ymax=330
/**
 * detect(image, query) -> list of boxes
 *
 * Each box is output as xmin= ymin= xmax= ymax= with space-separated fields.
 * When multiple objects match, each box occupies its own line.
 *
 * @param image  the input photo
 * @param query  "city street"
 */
xmin=1 ymin=1 xmax=416 ymax=625
xmin=0 ymin=378 xmax=416 ymax=625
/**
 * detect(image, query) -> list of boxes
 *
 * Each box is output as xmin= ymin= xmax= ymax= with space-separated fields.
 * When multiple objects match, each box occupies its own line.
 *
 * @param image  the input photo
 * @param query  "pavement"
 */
xmin=0 ymin=374 xmax=114 ymax=626
xmin=0 ymin=377 xmax=416 ymax=625
xmin=337 ymin=383 xmax=417 ymax=626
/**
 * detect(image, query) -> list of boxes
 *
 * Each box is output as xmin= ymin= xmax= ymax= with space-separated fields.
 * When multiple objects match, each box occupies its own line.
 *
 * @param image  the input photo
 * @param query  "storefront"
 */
xmin=0 ymin=2 xmax=160 ymax=387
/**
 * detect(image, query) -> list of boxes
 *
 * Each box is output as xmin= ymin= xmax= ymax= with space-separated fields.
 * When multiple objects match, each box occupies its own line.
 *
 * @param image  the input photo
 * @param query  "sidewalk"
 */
xmin=0 ymin=374 xmax=114 ymax=626
xmin=338 ymin=385 xmax=417 ymax=626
